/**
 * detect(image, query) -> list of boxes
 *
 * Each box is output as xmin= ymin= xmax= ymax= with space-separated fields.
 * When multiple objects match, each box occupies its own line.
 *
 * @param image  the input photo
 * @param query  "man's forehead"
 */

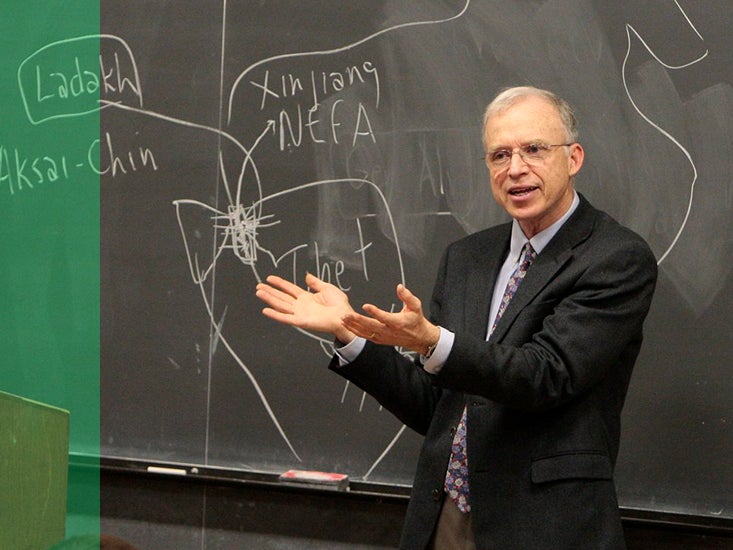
xmin=484 ymin=98 xmax=564 ymax=144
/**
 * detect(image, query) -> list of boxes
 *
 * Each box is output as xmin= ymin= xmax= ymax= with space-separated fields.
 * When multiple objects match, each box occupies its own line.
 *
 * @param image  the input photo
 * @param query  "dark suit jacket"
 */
xmin=330 ymin=195 xmax=658 ymax=550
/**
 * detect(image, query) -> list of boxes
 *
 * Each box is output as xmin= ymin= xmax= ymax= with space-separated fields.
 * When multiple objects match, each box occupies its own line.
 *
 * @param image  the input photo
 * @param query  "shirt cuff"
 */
xmin=421 ymin=327 xmax=454 ymax=374
xmin=334 ymin=336 xmax=366 ymax=366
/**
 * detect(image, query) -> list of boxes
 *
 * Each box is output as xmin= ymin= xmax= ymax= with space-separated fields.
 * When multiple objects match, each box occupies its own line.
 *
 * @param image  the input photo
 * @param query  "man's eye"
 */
xmin=523 ymin=144 xmax=544 ymax=155
xmin=491 ymin=150 xmax=511 ymax=162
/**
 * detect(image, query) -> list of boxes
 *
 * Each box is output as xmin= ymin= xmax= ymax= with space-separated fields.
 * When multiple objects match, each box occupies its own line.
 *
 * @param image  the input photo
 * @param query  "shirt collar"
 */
xmin=509 ymin=190 xmax=579 ymax=261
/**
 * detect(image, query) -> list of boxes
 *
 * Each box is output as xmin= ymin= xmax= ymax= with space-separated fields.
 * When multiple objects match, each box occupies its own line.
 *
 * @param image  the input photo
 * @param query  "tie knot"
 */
xmin=520 ymin=242 xmax=536 ymax=266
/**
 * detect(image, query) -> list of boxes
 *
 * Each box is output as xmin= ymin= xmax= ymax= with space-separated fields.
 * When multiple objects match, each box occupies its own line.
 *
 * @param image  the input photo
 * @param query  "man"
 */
xmin=256 ymin=87 xmax=658 ymax=549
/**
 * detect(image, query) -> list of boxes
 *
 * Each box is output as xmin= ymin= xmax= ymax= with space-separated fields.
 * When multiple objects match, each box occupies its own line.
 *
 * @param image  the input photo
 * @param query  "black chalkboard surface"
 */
xmin=100 ymin=0 xmax=733 ymax=521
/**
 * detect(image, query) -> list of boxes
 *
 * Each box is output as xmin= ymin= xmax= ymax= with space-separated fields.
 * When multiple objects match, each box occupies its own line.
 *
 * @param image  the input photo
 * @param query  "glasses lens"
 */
xmin=489 ymin=151 xmax=509 ymax=165
xmin=521 ymin=144 xmax=548 ymax=162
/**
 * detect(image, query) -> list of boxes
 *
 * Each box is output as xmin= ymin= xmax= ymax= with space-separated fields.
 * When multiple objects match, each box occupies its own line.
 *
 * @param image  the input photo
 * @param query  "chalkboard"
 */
xmin=96 ymin=0 xmax=732 ymax=521
xmin=0 ymin=2 xmax=100 ymax=537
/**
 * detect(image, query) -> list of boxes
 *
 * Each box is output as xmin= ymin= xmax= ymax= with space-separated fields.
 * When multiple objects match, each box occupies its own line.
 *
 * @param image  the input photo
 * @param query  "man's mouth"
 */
xmin=509 ymin=186 xmax=538 ymax=196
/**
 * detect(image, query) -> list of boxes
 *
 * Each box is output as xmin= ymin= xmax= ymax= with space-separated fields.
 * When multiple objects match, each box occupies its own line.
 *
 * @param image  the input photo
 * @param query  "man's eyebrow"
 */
xmin=487 ymin=140 xmax=546 ymax=150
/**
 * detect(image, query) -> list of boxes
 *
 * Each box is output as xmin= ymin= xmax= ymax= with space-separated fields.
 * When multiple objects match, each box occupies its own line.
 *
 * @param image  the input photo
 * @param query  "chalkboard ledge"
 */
xmin=92 ymin=455 xmax=412 ymax=501
xmin=73 ymin=454 xmax=733 ymax=534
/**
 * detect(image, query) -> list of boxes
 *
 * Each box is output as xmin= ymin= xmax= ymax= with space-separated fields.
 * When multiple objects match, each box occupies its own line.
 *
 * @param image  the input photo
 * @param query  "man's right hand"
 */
xmin=255 ymin=273 xmax=356 ymax=344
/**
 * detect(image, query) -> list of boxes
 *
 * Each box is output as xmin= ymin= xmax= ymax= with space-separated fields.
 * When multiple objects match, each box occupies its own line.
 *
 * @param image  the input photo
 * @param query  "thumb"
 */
xmin=397 ymin=284 xmax=423 ymax=312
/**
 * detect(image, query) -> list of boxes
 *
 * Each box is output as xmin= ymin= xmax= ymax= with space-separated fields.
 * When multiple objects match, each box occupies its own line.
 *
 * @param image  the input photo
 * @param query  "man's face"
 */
xmin=483 ymin=96 xmax=584 ymax=238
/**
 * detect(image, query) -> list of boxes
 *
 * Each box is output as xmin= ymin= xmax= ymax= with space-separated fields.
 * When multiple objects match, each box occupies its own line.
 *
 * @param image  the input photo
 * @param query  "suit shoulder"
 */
xmin=446 ymin=222 xmax=511 ymax=254
xmin=593 ymin=209 xmax=654 ymax=252
xmin=583 ymin=208 xmax=658 ymax=274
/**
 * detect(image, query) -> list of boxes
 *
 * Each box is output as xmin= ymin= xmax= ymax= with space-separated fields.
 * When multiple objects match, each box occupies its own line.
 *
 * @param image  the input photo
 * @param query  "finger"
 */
xmin=255 ymin=285 xmax=295 ymax=313
xmin=255 ymin=282 xmax=292 ymax=302
xmin=255 ymin=289 xmax=293 ymax=314
xmin=304 ymin=272 xmax=327 ymax=292
xmin=341 ymin=312 xmax=384 ymax=337
xmin=261 ymin=306 xmax=299 ymax=326
xmin=265 ymin=275 xmax=307 ymax=297
xmin=360 ymin=303 xmax=394 ymax=324
xmin=341 ymin=311 xmax=375 ymax=330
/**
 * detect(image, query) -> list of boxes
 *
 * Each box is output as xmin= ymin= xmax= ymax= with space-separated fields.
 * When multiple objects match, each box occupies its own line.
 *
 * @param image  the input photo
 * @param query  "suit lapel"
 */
xmin=465 ymin=225 xmax=511 ymax=339
xmin=490 ymin=195 xmax=597 ymax=342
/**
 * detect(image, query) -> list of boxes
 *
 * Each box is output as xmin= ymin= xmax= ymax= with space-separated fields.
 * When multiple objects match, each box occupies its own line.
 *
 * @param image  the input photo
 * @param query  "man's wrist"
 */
xmin=421 ymin=326 xmax=441 ymax=357
xmin=423 ymin=340 xmax=439 ymax=358
xmin=334 ymin=329 xmax=356 ymax=347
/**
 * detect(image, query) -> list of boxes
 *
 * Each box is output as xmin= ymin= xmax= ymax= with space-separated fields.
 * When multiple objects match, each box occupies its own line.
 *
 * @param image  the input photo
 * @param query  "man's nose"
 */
xmin=507 ymin=150 xmax=530 ymax=176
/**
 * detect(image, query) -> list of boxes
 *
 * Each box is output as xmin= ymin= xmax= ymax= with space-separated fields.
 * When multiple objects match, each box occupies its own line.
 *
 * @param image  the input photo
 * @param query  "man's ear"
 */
xmin=567 ymin=142 xmax=584 ymax=177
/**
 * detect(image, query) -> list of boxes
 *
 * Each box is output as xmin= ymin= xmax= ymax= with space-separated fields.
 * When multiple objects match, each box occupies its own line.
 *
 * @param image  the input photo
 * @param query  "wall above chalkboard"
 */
xmin=95 ymin=0 xmax=733 ymax=521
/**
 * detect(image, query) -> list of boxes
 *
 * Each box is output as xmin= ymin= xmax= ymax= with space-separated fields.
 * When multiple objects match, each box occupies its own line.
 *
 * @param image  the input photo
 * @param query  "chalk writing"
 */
xmin=0 ymin=144 xmax=98 ymax=195
xmin=18 ymin=34 xmax=143 ymax=125
xmin=89 ymin=132 xmax=159 ymax=177
xmin=251 ymin=62 xmax=380 ymax=111
xmin=273 ymin=99 xmax=377 ymax=150
xmin=99 ymin=43 xmax=143 ymax=103
xmin=34 ymin=57 xmax=99 ymax=103
xmin=246 ymin=61 xmax=381 ymax=151
xmin=0 ymin=132 xmax=158 ymax=195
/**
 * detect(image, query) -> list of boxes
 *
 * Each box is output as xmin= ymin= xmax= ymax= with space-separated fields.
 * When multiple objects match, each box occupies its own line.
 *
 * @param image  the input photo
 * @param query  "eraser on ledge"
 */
xmin=279 ymin=469 xmax=349 ymax=487
xmin=146 ymin=465 xmax=187 ymax=476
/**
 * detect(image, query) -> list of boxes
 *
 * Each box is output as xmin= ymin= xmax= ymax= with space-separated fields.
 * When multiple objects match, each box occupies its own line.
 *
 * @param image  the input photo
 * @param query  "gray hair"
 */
xmin=482 ymin=86 xmax=579 ymax=143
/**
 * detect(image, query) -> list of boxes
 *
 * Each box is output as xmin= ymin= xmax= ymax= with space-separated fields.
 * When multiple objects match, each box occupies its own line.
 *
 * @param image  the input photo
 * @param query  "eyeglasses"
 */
xmin=484 ymin=142 xmax=573 ymax=169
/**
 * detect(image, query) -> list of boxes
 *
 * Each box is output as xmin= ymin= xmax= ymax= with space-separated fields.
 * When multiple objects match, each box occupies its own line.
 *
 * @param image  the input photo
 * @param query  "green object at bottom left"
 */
xmin=0 ymin=390 xmax=70 ymax=550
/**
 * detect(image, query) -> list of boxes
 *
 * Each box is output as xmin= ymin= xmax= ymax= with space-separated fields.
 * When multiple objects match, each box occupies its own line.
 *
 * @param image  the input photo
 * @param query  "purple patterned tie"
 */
xmin=444 ymin=242 xmax=536 ymax=513
xmin=491 ymin=242 xmax=537 ymax=333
